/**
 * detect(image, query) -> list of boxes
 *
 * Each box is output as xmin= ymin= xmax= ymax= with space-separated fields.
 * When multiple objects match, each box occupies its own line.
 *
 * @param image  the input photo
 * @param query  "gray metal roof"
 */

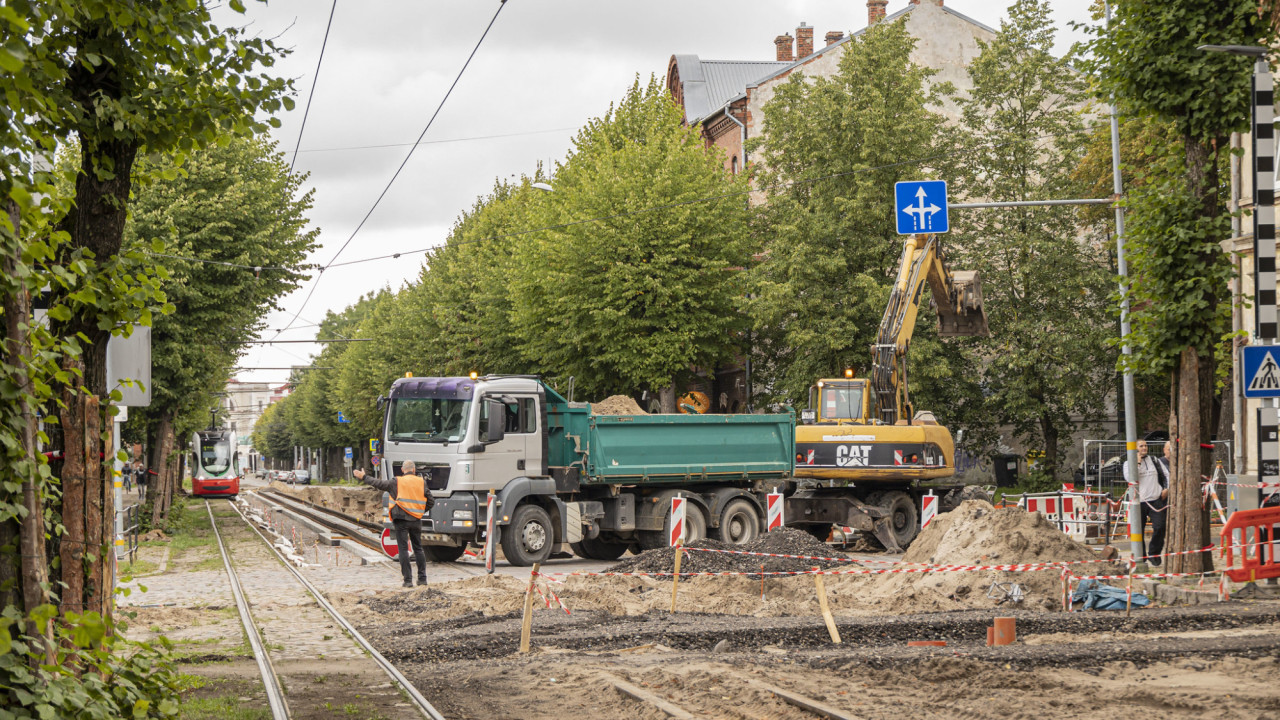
xmin=674 ymin=55 xmax=790 ymax=124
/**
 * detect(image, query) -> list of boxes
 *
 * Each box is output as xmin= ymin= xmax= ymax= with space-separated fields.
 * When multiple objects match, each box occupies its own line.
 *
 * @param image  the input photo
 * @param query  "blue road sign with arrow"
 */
xmin=895 ymin=180 xmax=949 ymax=235
xmin=1244 ymin=345 xmax=1280 ymax=398
xmin=337 ymin=411 xmax=350 ymax=423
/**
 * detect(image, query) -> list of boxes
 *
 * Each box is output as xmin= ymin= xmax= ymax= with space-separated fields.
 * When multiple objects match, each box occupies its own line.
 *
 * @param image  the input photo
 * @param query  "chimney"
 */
xmin=868 ymin=0 xmax=888 ymax=25
xmin=796 ymin=23 xmax=814 ymax=58
xmin=825 ymin=30 xmax=845 ymax=46
xmin=775 ymin=33 xmax=794 ymax=62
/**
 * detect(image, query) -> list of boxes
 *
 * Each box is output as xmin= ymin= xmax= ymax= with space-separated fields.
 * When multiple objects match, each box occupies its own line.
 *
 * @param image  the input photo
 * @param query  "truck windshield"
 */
xmin=388 ymin=398 xmax=472 ymax=443
xmin=821 ymin=386 xmax=863 ymax=421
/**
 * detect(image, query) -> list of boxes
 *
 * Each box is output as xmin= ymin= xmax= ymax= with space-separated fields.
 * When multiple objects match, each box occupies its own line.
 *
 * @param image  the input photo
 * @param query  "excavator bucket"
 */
xmin=936 ymin=270 xmax=989 ymax=337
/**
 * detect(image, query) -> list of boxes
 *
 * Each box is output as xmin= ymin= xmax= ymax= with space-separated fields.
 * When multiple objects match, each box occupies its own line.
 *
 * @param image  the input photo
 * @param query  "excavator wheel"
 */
xmin=878 ymin=491 xmax=919 ymax=550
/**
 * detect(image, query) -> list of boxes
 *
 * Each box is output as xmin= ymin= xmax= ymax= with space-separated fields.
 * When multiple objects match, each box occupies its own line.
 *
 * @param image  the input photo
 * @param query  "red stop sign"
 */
xmin=381 ymin=528 xmax=398 ymax=558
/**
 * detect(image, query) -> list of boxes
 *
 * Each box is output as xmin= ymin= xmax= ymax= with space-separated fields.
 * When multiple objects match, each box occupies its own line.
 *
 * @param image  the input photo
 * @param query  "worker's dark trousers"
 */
xmin=1138 ymin=500 xmax=1167 ymax=564
xmin=393 ymin=518 xmax=427 ymax=583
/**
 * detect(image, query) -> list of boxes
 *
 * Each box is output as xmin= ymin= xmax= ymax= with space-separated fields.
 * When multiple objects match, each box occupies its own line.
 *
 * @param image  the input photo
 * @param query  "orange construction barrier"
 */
xmin=1221 ymin=507 xmax=1280 ymax=583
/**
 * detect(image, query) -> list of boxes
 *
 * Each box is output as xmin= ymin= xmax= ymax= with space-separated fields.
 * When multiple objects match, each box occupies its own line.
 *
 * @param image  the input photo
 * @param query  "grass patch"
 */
xmin=120 ymin=557 xmax=160 ymax=576
xmin=181 ymin=690 xmax=271 ymax=720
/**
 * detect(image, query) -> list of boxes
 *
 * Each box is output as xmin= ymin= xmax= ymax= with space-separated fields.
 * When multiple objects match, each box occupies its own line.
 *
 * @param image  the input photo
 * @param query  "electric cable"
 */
xmin=273 ymin=0 xmax=511 ymax=339
xmin=289 ymin=0 xmax=339 ymax=172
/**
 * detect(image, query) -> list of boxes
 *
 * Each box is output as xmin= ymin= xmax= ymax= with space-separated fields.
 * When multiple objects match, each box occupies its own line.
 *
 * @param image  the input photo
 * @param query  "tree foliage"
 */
xmin=948 ymin=0 xmax=1114 ymax=481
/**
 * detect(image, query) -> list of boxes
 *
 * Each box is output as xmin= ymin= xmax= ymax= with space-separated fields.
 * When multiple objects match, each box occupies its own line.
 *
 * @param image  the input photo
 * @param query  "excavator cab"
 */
xmin=806 ymin=380 xmax=868 ymax=423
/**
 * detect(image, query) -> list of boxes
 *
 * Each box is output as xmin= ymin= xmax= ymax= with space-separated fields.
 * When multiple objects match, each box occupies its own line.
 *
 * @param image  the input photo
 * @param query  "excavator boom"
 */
xmin=871 ymin=234 xmax=988 ymax=425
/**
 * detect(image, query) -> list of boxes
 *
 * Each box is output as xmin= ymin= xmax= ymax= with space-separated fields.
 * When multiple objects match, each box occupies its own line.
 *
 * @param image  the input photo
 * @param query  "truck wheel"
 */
xmin=639 ymin=503 xmax=706 ymax=550
xmin=570 ymin=536 xmax=629 ymax=561
xmin=714 ymin=499 xmax=759 ymax=545
xmin=501 ymin=504 xmax=554 ymax=566
xmin=879 ymin=491 xmax=918 ymax=549
xmin=421 ymin=544 xmax=466 ymax=563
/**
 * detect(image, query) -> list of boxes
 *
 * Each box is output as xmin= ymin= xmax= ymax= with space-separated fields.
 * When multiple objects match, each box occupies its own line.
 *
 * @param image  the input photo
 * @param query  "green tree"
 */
xmin=35 ymin=0 xmax=292 ymax=619
xmin=509 ymin=77 xmax=751 ymax=410
xmin=948 ymin=0 xmax=1114 ymax=484
xmin=121 ymin=135 xmax=316 ymax=521
xmin=1086 ymin=0 xmax=1270 ymax=572
xmin=745 ymin=17 xmax=987 ymax=444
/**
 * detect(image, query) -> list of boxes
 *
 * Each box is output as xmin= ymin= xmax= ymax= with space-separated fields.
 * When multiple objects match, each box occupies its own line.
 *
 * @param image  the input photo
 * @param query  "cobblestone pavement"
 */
xmin=122 ymin=500 xmax=426 ymax=719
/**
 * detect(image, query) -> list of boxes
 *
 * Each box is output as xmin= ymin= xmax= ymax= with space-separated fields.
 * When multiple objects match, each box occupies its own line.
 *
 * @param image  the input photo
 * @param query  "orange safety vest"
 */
xmin=394 ymin=474 xmax=429 ymax=519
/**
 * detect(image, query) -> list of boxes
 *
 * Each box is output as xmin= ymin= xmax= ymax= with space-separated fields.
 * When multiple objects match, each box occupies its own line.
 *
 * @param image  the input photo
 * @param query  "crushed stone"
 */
xmin=609 ymin=528 xmax=853 ymax=575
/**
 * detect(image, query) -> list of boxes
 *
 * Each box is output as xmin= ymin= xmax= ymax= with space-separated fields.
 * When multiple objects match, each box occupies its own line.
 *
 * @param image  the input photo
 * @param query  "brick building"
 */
xmin=666 ymin=0 xmax=995 ymax=176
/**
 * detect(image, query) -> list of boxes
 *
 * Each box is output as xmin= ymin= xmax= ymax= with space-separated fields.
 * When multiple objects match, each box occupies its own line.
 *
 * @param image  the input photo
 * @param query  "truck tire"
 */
xmin=501 ymin=504 xmax=555 ymax=566
xmin=879 ymin=491 xmax=918 ymax=549
xmin=639 ymin=503 xmax=706 ymax=550
xmin=569 ymin=536 xmax=629 ymax=561
xmin=714 ymin=499 xmax=760 ymax=545
xmin=421 ymin=544 xmax=466 ymax=563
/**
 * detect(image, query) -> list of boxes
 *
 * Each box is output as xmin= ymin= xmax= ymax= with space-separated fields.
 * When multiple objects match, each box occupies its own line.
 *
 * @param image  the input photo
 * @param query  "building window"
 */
xmin=731 ymin=156 xmax=738 ymax=175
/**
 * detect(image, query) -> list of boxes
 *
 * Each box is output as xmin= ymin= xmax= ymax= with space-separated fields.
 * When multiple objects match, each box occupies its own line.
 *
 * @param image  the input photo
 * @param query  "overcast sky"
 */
xmin=224 ymin=0 xmax=1094 ymax=385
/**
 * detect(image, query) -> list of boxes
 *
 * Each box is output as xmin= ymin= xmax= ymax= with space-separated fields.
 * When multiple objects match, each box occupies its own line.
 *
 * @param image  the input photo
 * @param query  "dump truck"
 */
xmin=373 ymin=374 xmax=910 ymax=565
xmin=794 ymin=232 xmax=990 ymax=549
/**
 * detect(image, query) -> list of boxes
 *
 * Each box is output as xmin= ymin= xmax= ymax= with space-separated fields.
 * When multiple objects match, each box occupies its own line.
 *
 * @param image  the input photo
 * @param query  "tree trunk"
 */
xmin=659 ymin=386 xmax=677 ymax=414
xmin=150 ymin=412 xmax=175 ymax=528
xmin=1040 ymin=413 xmax=1059 ymax=482
xmin=58 ymin=368 xmax=89 ymax=617
xmin=1168 ymin=347 xmax=1210 ymax=574
xmin=2 ymin=200 xmax=52 ymax=653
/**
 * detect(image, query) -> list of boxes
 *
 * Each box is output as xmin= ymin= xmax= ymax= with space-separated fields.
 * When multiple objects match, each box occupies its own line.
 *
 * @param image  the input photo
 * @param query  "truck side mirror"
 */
xmin=801 ymin=409 xmax=816 ymax=425
xmin=485 ymin=399 xmax=506 ymax=444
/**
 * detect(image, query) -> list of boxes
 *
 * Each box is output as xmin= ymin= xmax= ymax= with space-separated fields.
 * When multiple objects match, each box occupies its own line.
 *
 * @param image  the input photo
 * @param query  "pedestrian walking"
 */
xmin=134 ymin=460 xmax=148 ymax=504
xmin=354 ymin=462 xmax=432 ymax=588
xmin=1122 ymin=439 xmax=1169 ymax=566
xmin=121 ymin=462 xmax=134 ymax=493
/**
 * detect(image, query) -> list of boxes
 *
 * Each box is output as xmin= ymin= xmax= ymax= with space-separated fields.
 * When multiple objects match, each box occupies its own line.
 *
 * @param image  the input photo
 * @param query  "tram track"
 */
xmin=206 ymin=498 xmax=447 ymax=720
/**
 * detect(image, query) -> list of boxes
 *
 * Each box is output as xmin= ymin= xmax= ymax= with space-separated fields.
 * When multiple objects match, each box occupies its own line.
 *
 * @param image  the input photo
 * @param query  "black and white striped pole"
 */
xmin=1254 ymin=54 xmax=1279 ymax=502
xmin=1200 ymin=45 xmax=1276 ymax=506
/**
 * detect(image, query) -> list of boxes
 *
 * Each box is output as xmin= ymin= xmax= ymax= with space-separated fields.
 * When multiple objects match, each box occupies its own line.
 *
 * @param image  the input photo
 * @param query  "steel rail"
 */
xmin=261 ymin=487 xmax=386 ymax=533
xmin=255 ymin=491 xmax=384 ymax=552
xmin=230 ymin=500 xmax=447 ymax=720
xmin=205 ymin=501 xmax=291 ymax=720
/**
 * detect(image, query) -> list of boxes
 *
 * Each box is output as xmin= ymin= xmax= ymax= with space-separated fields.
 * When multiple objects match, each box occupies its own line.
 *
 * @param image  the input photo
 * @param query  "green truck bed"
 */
xmin=546 ymin=395 xmax=794 ymax=486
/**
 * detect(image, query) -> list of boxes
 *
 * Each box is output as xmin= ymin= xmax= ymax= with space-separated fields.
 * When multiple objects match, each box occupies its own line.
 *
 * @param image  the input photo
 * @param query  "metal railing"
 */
xmin=1078 ymin=439 xmax=1233 ymax=498
xmin=117 ymin=503 xmax=140 ymax=564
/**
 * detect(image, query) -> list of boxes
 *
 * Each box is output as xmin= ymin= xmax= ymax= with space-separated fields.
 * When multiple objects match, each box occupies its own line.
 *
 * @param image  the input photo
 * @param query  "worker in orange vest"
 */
xmin=354 ymin=461 xmax=433 ymax=587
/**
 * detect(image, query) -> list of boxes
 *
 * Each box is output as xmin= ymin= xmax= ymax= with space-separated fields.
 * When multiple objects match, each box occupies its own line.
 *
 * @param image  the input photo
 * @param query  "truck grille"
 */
xmin=423 ymin=465 xmax=450 ymax=491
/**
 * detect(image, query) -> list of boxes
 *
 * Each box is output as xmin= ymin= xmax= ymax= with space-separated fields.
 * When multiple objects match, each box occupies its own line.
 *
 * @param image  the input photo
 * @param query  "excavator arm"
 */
xmin=870 ymin=234 xmax=988 ymax=425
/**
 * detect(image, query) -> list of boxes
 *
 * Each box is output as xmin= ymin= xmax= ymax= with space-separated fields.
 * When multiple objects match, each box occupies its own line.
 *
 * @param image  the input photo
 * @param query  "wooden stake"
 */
xmin=519 ymin=562 xmax=541 ymax=653
xmin=760 ymin=563 xmax=765 ymax=601
xmin=812 ymin=567 xmax=841 ymax=644
xmin=1126 ymin=566 xmax=1133 ymax=618
xmin=670 ymin=539 xmax=683 ymax=613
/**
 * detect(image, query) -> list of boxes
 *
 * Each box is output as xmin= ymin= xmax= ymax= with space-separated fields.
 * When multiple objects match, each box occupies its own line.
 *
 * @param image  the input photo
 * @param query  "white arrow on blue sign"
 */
xmin=895 ymin=180 xmax=949 ymax=235
xmin=337 ymin=411 xmax=350 ymax=423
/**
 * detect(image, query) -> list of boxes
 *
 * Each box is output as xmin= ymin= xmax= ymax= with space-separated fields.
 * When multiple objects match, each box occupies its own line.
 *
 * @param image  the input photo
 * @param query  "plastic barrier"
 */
xmin=1022 ymin=492 xmax=1089 ymax=541
xmin=1221 ymin=506 xmax=1280 ymax=583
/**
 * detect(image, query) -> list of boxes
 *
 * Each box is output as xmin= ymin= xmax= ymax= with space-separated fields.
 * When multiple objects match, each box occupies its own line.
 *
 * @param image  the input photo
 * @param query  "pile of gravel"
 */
xmin=608 ymin=528 xmax=854 ymax=575
xmin=358 ymin=587 xmax=453 ymax=613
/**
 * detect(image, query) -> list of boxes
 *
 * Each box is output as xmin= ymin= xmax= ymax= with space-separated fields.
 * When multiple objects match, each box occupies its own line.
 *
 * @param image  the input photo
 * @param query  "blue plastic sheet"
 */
xmin=1070 ymin=578 xmax=1150 ymax=610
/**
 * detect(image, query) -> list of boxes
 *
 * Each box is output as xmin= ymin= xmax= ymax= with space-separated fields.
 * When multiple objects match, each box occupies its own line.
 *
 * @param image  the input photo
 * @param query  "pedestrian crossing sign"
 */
xmin=1244 ymin=346 xmax=1280 ymax=397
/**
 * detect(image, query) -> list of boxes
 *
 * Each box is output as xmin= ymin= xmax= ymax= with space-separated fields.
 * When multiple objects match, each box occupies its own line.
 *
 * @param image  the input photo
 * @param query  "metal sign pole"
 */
xmin=1104 ymin=1 xmax=1144 ymax=564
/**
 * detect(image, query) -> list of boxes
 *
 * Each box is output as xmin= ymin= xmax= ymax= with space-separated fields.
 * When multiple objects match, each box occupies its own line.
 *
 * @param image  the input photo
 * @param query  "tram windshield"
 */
xmin=388 ymin=398 xmax=472 ymax=443
xmin=199 ymin=436 xmax=232 ymax=474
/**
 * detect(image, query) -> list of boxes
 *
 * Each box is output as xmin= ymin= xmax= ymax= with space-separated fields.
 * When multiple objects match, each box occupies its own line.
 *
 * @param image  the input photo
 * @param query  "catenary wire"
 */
xmin=273 ymin=0 xmax=511 ymax=339
xmin=289 ymin=0 xmax=340 ymax=172
xmin=296 ymin=126 xmax=577 ymax=154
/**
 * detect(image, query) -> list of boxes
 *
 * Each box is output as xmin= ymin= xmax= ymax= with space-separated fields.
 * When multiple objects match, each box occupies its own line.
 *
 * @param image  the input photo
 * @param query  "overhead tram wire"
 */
xmin=272 ymin=0 xmax=511 ymax=340
xmin=289 ymin=0 xmax=339 ymax=173
xmin=324 ymin=123 xmax=1112 ymax=271
xmin=295 ymin=126 xmax=578 ymax=154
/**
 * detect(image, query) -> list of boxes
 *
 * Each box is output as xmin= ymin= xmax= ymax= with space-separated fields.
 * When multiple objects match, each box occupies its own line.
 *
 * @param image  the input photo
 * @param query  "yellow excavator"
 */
xmin=791 ymin=233 xmax=988 ymax=549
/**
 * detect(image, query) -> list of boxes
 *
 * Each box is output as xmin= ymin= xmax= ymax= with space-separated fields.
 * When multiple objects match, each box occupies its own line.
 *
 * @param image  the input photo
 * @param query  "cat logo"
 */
xmin=835 ymin=445 xmax=871 ymax=467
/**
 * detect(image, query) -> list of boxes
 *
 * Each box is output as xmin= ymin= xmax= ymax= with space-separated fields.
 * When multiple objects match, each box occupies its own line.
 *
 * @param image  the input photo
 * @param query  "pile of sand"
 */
xmin=343 ymin=500 xmax=1117 ymax=620
xmin=590 ymin=395 xmax=647 ymax=415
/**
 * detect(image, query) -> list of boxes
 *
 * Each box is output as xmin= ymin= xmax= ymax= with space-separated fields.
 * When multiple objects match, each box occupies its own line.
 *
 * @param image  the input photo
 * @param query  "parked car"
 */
xmin=291 ymin=469 xmax=311 ymax=485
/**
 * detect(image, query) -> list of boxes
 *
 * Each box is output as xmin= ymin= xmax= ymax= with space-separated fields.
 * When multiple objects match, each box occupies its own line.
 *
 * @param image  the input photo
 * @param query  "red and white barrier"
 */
xmin=921 ymin=491 xmax=938 ymax=530
xmin=1024 ymin=493 xmax=1088 ymax=541
xmin=670 ymin=496 xmax=686 ymax=547
xmin=766 ymin=490 xmax=784 ymax=532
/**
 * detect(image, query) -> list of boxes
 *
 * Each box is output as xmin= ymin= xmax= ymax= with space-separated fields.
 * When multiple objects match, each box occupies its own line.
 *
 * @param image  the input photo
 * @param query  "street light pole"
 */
xmin=1106 ymin=1 xmax=1144 ymax=565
